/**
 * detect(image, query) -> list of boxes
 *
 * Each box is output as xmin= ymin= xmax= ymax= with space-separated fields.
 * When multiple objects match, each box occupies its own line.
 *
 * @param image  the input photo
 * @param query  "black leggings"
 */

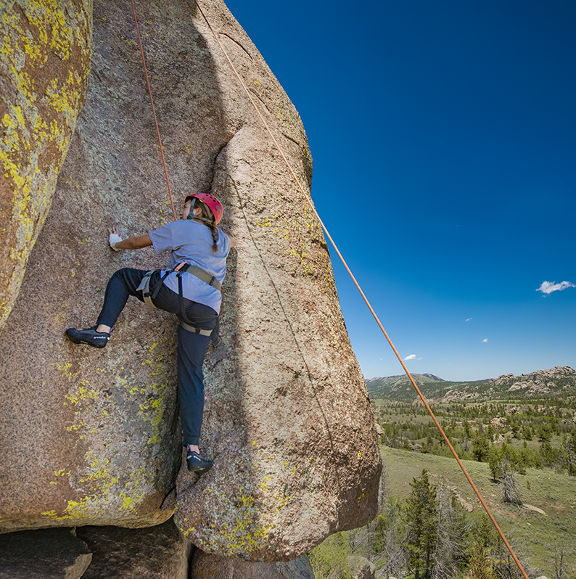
xmin=97 ymin=268 xmax=217 ymax=446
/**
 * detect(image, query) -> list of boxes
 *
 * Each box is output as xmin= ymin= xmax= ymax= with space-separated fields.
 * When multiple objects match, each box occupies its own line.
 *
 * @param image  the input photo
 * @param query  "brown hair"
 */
xmin=191 ymin=199 xmax=219 ymax=253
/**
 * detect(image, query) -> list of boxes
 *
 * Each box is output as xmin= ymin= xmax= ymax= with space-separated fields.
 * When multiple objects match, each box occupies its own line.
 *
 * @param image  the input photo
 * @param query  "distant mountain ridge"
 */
xmin=366 ymin=366 xmax=576 ymax=402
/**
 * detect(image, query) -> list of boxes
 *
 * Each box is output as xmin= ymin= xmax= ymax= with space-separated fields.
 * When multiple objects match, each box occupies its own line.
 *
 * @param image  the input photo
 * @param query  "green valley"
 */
xmin=310 ymin=367 xmax=576 ymax=578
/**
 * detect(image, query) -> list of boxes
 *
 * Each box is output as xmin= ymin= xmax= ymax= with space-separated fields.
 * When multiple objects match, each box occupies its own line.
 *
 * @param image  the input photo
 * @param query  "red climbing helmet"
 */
xmin=185 ymin=192 xmax=223 ymax=225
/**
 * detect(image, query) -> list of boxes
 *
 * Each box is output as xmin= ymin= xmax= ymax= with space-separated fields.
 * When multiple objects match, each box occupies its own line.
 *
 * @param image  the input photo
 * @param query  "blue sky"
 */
xmin=224 ymin=0 xmax=576 ymax=380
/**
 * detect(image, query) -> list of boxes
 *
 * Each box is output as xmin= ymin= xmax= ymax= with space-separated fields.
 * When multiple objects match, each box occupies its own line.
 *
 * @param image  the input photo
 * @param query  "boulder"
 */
xmin=0 ymin=527 xmax=91 ymax=578
xmin=0 ymin=0 xmax=381 ymax=561
xmin=347 ymin=556 xmax=376 ymax=579
xmin=77 ymin=519 xmax=190 ymax=578
xmin=0 ymin=0 xmax=92 ymax=328
xmin=174 ymin=122 xmax=381 ymax=560
xmin=190 ymin=550 xmax=314 ymax=578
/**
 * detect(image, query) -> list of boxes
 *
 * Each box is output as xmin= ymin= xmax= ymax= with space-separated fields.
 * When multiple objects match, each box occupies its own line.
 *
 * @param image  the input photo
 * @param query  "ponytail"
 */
xmin=208 ymin=222 xmax=219 ymax=253
xmin=189 ymin=199 xmax=219 ymax=253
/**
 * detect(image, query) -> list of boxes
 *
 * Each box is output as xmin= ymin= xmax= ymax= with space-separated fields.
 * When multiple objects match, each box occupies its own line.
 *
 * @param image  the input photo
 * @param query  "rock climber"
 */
xmin=66 ymin=193 xmax=232 ymax=474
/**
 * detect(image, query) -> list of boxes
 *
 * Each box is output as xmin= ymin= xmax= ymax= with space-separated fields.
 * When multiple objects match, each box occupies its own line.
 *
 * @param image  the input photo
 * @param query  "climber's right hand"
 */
xmin=108 ymin=227 xmax=123 ymax=251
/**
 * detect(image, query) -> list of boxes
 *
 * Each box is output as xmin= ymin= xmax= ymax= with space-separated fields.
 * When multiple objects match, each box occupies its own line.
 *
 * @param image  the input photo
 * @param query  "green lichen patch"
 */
xmin=45 ymin=336 xmax=177 ymax=525
xmin=177 ymin=447 xmax=301 ymax=557
xmin=42 ymin=456 xmax=150 ymax=522
xmin=254 ymin=204 xmax=336 ymax=295
xmin=0 ymin=0 xmax=92 ymax=327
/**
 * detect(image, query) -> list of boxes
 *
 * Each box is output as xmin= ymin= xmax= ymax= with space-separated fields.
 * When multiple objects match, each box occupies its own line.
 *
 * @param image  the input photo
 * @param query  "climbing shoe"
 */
xmin=66 ymin=326 xmax=110 ymax=348
xmin=187 ymin=451 xmax=213 ymax=474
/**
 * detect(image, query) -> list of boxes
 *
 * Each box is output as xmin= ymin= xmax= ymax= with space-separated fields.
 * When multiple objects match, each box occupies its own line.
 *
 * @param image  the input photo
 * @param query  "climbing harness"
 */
xmin=129 ymin=1 xmax=529 ymax=576
xmin=176 ymin=271 xmax=213 ymax=337
xmin=175 ymin=261 xmax=219 ymax=336
xmin=136 ymin=262 xmax=220 ymax=336
xmin=175 ymin=262 xmax=222 ymax=291
xmin=136 ymin=269 xmax=169 ymax=308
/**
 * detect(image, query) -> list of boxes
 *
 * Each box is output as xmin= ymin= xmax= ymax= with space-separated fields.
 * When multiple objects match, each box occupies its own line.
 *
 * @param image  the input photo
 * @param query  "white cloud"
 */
xmin=482 ymin=338 xmax=488 ymax=343
xmin=537 ymin=280 xmax=576 ymax=295
xmin=465 ymin=318 xmax=472 ymax=322
xmin=404 ymin=354 xmax=417 ymax=360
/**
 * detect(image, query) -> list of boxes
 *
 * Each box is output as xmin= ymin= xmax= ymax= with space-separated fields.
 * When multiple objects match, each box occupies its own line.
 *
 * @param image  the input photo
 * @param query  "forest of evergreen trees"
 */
xmin=374 ymin=399 xmax=576 ymax=478
xmin=310 ymin=469 xmax=569 ymax=578
xmin=309 ymin=395 xmax=576 ymax=578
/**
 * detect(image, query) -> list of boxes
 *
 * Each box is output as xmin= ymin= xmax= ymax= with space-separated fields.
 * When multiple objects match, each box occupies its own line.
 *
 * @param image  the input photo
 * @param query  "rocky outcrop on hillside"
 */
xmin=440 ymin=388 xmax=484 ymax=403
xmin=490 ymin=366 xmax=576 ymax=396
xmin=0 ymin=0 xmax=380 ymax=566
xmin=369 ymin=366 xmax=576 ymax=403
xmin=440 ymin=366 xmax=576 ymax=402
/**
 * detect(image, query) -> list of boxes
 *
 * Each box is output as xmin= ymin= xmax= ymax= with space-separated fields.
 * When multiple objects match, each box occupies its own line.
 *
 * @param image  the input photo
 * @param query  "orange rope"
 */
xmin=194 ymin=3 xmax=530 ymax=577
xmin=129 ymin=0 xmax=177 ymax=221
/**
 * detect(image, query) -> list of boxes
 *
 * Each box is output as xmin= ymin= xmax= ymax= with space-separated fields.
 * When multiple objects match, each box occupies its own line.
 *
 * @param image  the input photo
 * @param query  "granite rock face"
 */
xmin=175 ymin=125 xmax=381 ymax=560
xmin=0 ymin=521 xmax=188 ymax=578
xmin=0 ymin=0 xmax=92 ymax=328
xmin=0 ymin=528 xmax=92 ymax=579
xmin=77 ymin=520 xmax=190 ymax=578
xmin=491 ymin=365 xmax=576 ymax=396
xmin=0 ymin=0 xmax=381 ymax=561
xmin=190 ymin=550 xmax=315 ymax=578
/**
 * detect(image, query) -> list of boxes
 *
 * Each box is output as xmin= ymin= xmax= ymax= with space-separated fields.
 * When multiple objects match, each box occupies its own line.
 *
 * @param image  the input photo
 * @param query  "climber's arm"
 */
xmin=116 ymin=234 xmax=152 ymax=250
xmin=108 ymin=227 xmax=152 ymax=251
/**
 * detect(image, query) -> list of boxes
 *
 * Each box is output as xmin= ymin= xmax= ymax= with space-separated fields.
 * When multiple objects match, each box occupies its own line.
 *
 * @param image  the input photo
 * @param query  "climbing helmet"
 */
xmin=185 ymin=193 xmax=223 ymax=225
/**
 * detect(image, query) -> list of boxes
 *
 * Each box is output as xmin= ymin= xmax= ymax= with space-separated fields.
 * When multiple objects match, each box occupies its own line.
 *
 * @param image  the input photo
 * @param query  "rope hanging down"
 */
xmin=193 ymin=2 xmax=530 ymax=578
xmin=129 ymin=0 xmax=177 ymax=221
xmin=129 ymin=0 xmax=528 ymax=575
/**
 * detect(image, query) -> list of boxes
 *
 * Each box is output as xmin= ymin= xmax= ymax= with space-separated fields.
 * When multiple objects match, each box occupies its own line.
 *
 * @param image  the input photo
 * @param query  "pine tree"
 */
xmin=371 ymin=513 xmax=387 ymax=556
xmin=538 ymin=424 xmax=551 ymax=443
xmin=487 ymin=445 xmax=503 ymax=481
xmin=501 ymin=461 xmax=522 ymax=505
xmin=463 ymin=420 xmax=471 ymax=453
xmin=466 ymin=515 xmax=498 ymax=579
xmin=540 ymin=440 xmax=556 ymax=467
xmin=404 ymin=470 xmax=439 ymax=579
xmin=565 ymin=432 xmax=576 ymax=476
xmin=472 ymin=433 xmax=490 ymax=462
xmin=554 ymin=544 xmax=567 ymax=578
xmin=432 ymin=483 xmax=469 ymax=578
xmin=380 ymin=501 xmax=408 ymax=578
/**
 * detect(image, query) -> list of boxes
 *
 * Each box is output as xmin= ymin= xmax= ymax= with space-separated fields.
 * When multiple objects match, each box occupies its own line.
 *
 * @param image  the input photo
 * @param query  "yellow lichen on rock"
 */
xmin=0 ymin=0 xmax=92 ymax=328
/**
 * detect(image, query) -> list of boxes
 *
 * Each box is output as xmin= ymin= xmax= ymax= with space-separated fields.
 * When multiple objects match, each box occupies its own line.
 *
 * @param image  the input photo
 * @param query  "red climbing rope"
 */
xmin=129 ymin=0 xmax=178 ymax=221
xmin=193 ymin=2 xmax=530 ymax=577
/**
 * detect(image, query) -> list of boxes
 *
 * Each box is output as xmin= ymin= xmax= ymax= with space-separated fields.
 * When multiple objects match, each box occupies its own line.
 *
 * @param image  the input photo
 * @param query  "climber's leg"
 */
xmin=144 ymin=280 xmax=217 ymax=471
xmin=167 ymin=295 xmax=217 ymax=473
xmin=96 ymin=267 xmax=149 ymax=328
xmin=66 ymin=268 xmax=148 ymax=347
xmin=177 ymin=325 xmax=211 ymax=448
